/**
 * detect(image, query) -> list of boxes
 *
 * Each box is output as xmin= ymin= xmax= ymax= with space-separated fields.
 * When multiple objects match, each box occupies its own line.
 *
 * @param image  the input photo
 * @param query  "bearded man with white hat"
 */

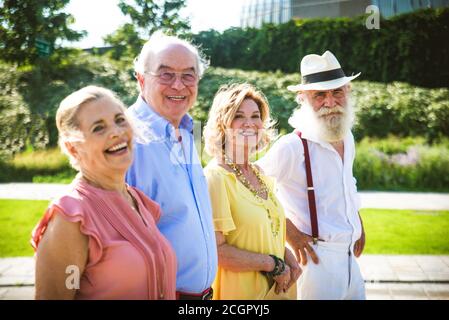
xmin=257 ymin=50 xmax=366 ymax=300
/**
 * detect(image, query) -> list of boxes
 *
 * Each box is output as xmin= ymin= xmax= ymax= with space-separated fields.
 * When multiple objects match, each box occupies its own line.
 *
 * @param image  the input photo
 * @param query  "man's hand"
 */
xmin=286 ymin=219 xmax=319 ymax=265
xmin=284 ymin=247 xmax=302 ymax=290
xmin=354 ymin=230 xmax=365 ymax=257
xmin=354 ymin=212 xmax=365 ymax=257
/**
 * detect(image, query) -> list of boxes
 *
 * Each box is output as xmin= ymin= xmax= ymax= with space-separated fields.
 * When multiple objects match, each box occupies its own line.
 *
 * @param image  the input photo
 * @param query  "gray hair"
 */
xmin=133 ymin=31 xmax=209 ymax=78
xmin=56 ymin=85 xmax=127 ymax=170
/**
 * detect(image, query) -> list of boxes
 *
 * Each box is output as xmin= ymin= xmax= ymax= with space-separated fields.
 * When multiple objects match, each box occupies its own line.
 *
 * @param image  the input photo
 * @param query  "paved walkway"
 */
xmin=1 ymin=255 xmax=449 ymax=300
xmin=1 ymin=183 xmax=449 ymax=210
xmin=0 ymin=183 xmax=71 ymax=201
xmin=359 ymin=191 xmax=449 ymax=211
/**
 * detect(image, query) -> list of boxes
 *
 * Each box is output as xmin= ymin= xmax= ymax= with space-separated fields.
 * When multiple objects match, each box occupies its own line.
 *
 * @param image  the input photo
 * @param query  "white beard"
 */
xmin=288 ymin=97 xmax=355 ymax=142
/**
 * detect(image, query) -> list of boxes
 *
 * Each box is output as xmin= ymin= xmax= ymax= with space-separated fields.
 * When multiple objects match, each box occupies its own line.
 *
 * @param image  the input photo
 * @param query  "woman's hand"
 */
xmin=273 ymin=263 xmax=291 ymax=294
xmin=284 ymin=247 xmax=302 ymax=290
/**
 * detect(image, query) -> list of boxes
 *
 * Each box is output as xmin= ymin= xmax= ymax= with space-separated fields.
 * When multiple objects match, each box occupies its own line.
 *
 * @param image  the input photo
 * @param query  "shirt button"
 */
xmin=160 ymin=293 xmax=164 ymax=299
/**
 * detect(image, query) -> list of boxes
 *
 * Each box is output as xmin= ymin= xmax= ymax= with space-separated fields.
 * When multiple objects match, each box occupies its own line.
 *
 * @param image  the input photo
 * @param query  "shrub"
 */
xmin=0 ymin=148 xmax=76 ymax=183
xmin=197 ymin=68 xmax=449 ymax=142
xmin=354 ymin=136 xmax=449 ymax=191
xmin=2 ymin=136 xmax=447 ymax=193
xmin=351 ymin=81 xmax=449 ymax=142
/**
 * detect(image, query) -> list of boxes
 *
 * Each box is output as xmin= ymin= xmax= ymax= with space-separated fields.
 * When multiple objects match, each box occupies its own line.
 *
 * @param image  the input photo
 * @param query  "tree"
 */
xmin=103 ymin=23 xmax=143 ymax=60
xmin=118 ymin=0 xmax=190 ymax=36
xmin=104 ymin=0 xmax=190 ymax=59
xmin=0 ymin=0 xmax=85 ymax=65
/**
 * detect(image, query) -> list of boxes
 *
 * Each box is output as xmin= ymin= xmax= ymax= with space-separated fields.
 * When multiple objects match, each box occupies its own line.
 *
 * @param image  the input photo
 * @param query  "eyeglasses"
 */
xmin=145 ymin=70 xmax=198 ymax=86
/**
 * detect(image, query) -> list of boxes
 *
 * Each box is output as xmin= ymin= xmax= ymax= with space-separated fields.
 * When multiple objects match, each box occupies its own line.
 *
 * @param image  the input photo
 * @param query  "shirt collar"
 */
xmin=130 ymin=95 xmax=194 ymax=141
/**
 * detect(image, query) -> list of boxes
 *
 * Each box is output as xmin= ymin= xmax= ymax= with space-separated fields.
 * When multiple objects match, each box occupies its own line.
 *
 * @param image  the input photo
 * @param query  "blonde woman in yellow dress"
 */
xmin=203 ymin=83 xmax=301 ymax=300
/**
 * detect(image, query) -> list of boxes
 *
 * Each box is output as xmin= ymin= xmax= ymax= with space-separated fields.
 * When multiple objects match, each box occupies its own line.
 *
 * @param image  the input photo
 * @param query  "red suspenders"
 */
xmin=294 ymin=130 xmax=320 ymax=244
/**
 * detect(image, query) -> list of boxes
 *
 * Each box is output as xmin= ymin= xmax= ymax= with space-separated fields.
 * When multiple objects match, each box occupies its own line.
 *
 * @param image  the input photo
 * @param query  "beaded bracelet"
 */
xmin=261 ymin=254 xmax=285 ymax=278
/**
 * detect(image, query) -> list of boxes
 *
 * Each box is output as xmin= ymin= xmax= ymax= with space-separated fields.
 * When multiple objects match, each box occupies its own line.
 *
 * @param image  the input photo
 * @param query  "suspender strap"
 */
xmin=294 ymin=130 xmax=320 ymax=244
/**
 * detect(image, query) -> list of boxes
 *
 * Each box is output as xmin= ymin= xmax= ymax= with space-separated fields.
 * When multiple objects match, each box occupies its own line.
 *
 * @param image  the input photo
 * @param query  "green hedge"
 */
xmin=192 ymin=8 xmax=449 ymax=88
xmin=354 ymin=136 xmax=449 ymax=192
xmin=1 ymin=59 xmax=448 ymax=159
xmin=351 ymin=81 xmax=449 ymax=141
xmin=196 ymin=68 xmax=449 ymax=142
xmin=2 ymin=137 xmax=448 ymax=193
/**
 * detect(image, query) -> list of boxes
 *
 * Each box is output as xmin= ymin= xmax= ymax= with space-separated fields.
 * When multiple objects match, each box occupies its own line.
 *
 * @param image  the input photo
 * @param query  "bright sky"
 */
xmin=66 ymin=0 xmax=246 ymax=48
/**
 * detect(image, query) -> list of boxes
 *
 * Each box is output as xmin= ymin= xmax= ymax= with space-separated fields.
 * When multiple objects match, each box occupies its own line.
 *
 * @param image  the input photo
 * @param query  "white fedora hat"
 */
xmin=287 ymin=50 xmax=360 ymax=92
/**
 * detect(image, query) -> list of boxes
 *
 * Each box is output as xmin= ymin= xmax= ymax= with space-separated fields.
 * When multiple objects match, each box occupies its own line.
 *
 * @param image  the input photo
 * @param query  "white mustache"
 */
xmin=317 ymin=105 xmax=345 ymax=117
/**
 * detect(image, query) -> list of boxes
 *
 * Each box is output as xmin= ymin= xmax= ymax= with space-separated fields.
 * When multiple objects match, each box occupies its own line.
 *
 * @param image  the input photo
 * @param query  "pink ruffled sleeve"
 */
xmin=30 ymin=195 xmax=104 ymax=267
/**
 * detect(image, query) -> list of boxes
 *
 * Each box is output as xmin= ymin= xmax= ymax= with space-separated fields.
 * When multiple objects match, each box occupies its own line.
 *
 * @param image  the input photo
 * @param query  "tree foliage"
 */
xmin=103 ymin=23 xmax=143 ymax=60
xmin=0 ymin=50 xmax=137 ymax=158
xmin=0 ymin=0 xmax=85 ymax=65
xmin=0 ymin=62 xmax=48 ymax=159
xmin=104 ymin=0 xmax=190 ymax=59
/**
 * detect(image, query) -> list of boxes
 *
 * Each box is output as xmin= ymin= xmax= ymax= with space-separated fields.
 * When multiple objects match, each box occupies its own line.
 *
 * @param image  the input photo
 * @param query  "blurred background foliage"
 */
xmin=2 ymin=61 xmax=447 ymax=160
xmin=0 ymin=3 xmax=448 ymax=192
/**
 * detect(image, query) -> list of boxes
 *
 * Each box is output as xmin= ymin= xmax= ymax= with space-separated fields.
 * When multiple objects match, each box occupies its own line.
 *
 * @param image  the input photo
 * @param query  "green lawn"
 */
xmin=0 ymin=199 xmax=448 ymax=257
xmin=360 ymin=209 xmax=449 ymax=254
xmin=0 ymin=199 xmax=49 ymax=257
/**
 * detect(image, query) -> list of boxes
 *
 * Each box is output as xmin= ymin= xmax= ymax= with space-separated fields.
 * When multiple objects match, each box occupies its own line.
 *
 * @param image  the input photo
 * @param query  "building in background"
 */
xmin=240 ymin=0 xmax=291 ymax=28
xmin=240 ymin=0 xmax=449 ymax=28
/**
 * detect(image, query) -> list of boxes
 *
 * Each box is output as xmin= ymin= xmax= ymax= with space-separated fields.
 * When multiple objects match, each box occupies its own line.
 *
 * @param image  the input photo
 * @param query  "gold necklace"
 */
xmin=223 ymin=155 xmax=280 ymax=237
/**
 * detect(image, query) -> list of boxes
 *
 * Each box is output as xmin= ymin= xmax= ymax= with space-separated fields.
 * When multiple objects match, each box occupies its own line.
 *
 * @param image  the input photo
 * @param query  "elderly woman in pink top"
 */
xmin=31 ymin=85 xmax=177 ymax=299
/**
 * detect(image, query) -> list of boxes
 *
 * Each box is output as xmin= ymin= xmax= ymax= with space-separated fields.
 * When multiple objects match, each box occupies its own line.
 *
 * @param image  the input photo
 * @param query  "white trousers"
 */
xmin=297 ymin=241 xmax=366 ymax=300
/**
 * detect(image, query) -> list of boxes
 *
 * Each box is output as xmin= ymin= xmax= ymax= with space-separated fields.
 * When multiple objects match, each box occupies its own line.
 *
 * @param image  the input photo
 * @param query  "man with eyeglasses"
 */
xmin=126 ymin=32 xmax=217 ymax=300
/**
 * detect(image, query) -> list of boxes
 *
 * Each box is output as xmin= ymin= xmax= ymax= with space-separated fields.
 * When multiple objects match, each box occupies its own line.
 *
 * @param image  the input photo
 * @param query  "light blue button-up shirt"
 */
xmin=126 ymin=96 xmax=218 ymax=293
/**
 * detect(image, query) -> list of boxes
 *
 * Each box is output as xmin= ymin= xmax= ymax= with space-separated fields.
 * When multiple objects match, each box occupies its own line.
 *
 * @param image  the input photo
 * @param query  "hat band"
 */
xmin=302 ymin=68 xmax=346 ymax=84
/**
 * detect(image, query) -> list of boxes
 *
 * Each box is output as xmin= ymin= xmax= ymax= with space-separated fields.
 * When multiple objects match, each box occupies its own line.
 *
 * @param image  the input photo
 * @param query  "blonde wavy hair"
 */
xmin=56 ymin=85 xmax=127 ymax=170
xmin=203 ymin=83 xmax=276 ymax=159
